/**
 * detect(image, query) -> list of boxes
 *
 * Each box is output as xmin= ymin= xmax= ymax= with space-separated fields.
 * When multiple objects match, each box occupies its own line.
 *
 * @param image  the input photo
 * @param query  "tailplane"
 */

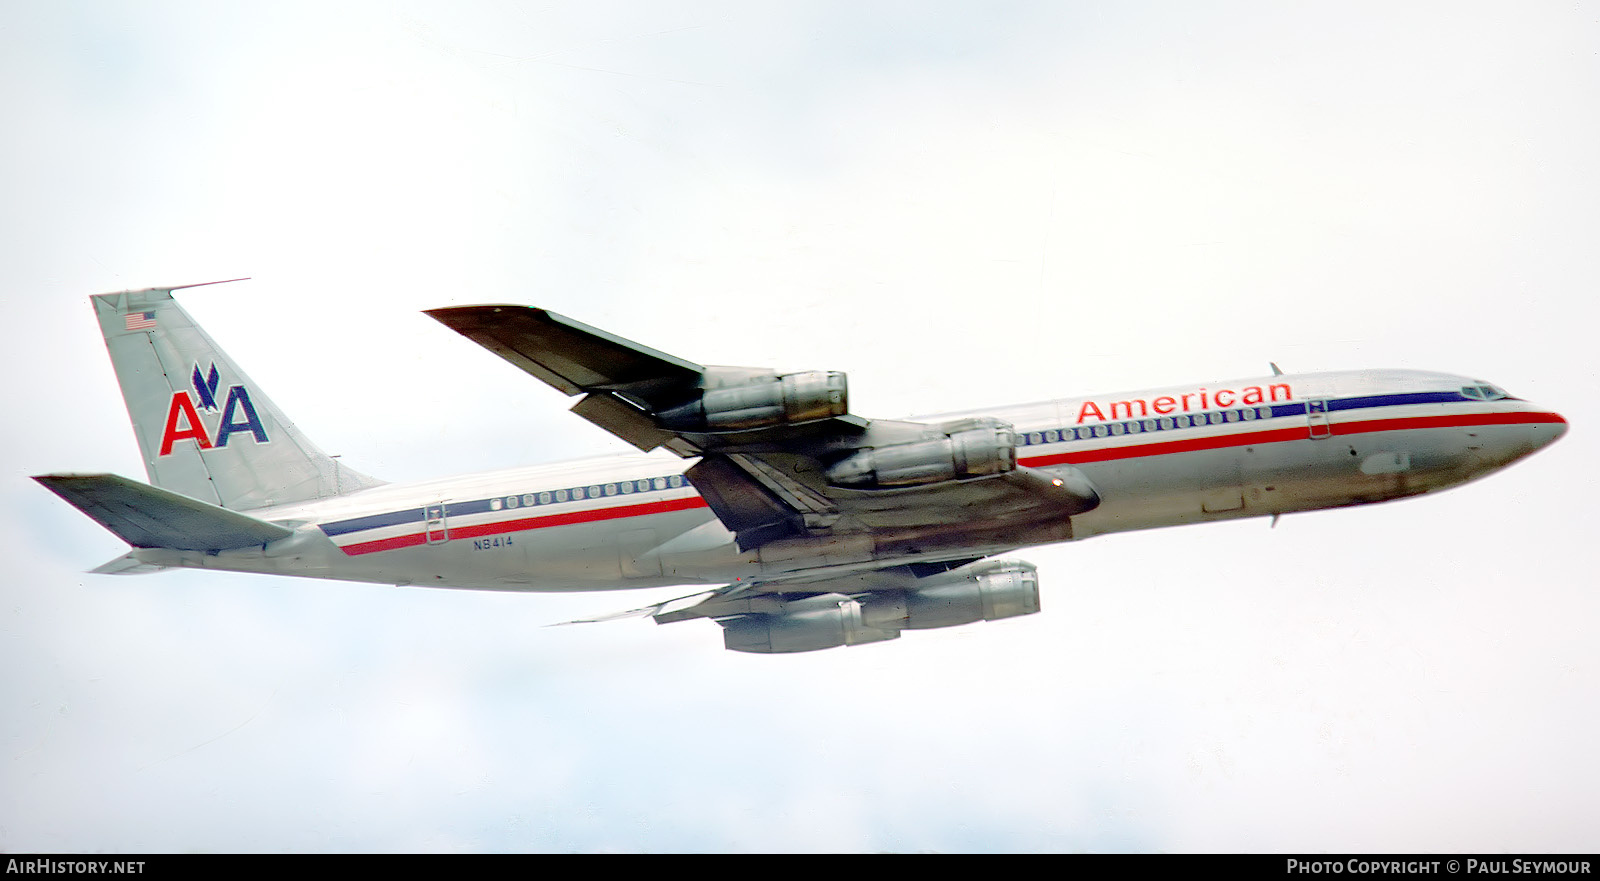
xmin=92 ymin=283 xmax=383 ymax=510
xmin=33 ymin=473 xmax=293 ymax=551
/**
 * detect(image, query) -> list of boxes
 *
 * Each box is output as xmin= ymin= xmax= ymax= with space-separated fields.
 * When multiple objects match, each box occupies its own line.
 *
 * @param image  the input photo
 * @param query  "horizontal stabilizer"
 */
xmin=34 ymin=473 xmax=293 ymax=552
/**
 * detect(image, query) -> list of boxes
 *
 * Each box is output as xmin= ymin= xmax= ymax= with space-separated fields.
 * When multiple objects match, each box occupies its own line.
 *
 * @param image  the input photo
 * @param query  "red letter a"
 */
xmin=159 ymin=392 xmax=213 ymax=456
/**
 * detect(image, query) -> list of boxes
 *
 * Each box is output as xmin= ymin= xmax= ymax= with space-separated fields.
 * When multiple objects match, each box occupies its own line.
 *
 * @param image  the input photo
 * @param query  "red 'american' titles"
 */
xmin=1075 ymin=383 xmax=1292 ymax=423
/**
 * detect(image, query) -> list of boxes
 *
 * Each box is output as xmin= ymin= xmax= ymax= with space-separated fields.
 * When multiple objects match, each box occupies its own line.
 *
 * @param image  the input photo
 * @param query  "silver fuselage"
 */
xmin=128 ymin=368 xmax=1566 ymax=593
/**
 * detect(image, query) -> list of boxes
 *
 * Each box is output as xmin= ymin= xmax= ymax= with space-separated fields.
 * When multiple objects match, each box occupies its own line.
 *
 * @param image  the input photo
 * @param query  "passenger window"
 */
xmin=490 ymin=498 xmax=503 ymax=511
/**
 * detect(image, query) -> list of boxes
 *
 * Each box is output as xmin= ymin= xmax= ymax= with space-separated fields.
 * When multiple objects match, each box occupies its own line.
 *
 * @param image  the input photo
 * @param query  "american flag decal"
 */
xmin=124 ymin=311 xmax=156 ymax=331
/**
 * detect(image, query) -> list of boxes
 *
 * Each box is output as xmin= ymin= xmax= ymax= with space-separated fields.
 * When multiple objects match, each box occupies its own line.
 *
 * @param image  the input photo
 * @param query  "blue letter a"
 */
xmin=216 ymin=386 xmax=269 ymax=447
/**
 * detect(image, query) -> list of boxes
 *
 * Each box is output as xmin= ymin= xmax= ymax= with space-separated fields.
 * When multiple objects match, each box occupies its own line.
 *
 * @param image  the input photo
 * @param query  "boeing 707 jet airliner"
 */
xmin=34 ymin=283 xmax=1568 ymax=653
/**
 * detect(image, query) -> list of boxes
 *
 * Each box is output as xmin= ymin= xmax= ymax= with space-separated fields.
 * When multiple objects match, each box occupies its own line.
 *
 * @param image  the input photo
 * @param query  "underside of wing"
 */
xmin=427 ymin=305 xmax=1101 ymax=552
xmin=427 ymin=304 xmax=856 ymax=457
xmin=426 ymin=305 xmax=703 ymax=397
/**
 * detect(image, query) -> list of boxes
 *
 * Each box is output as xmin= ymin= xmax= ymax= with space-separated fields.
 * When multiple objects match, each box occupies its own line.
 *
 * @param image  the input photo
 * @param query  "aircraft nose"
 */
xmin=1547 ymin=411 xmax=1568 ymax=443
xmin=1527 ymin=406 xmax=1567 ymax=451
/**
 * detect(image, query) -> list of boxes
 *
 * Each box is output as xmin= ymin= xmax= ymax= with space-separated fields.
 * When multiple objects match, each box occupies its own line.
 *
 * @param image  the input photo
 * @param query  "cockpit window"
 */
xmin=1461 ymin=384 xmax=1508 ymax=401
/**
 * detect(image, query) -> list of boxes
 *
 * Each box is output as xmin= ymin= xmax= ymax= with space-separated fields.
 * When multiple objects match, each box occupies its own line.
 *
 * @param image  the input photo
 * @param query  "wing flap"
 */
xmin=34 ymin=473 xmax=294 ymax=552
xmin=832 ymin=466 xmax=1100 ymax=529
xmin=684 ymin=455 xmax=802 ymax=548
xmin=569 ymin=393 xmax=676 ymax=452
xmin=90 ymin=551 xmax=174 ymax=575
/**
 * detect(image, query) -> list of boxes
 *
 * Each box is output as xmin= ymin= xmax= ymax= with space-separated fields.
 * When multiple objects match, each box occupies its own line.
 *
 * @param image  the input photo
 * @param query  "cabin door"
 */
xmin=1306 ymin=399 xmax=1332 ymax=439
xmin=424 ymin=502 xmax=450 ymax=544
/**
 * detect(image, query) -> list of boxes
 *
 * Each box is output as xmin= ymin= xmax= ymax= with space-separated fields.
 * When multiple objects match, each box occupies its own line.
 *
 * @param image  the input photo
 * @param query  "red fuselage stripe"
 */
xmin=1019 ymin=410 xmax=1564 ymax=468
xmin=339 ymin=409 xmax=1564 ymax=555
xmin=340 ymin=495 xmax=711 ymax=556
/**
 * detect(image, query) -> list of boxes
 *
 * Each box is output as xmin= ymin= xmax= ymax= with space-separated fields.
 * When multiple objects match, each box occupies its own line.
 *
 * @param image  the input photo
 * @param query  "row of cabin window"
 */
xmin=1021 ymin=406 xmax=1275 ymax=446
xmin=487 ymin=474 xmax=688 ymax=511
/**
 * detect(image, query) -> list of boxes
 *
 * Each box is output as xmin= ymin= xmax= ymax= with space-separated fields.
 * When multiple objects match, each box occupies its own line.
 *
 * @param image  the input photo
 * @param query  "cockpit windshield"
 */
xmin=1460 ymin=383 xmax=1509 ymax=401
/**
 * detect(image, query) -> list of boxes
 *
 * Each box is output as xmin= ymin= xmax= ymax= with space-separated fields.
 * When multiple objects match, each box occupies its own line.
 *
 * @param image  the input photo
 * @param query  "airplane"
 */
xmin=34 ymin=283 xmax=1568 ymax=653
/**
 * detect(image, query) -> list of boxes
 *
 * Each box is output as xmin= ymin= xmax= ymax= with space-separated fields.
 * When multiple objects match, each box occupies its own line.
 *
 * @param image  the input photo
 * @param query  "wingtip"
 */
xmin=423 ymin=304 xmax=554 ymax=324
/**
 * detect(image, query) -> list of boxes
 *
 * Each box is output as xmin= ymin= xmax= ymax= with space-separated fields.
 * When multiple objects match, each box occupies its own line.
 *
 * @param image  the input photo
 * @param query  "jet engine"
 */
xmin=861 ymin=560 xmax=1039 ymax=631
xmin=718 ymin=560 xmax=1040 ymax=654
xmin=825 ymin=418 xmax=1016 ymax=488
xmin=720 ymin=593 xmax=899 ymax=654
xmin=659 ymin=370 xmax=847 ymax=431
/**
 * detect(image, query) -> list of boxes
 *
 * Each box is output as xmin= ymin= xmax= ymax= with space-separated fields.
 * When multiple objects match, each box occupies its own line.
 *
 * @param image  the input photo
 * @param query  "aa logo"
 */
xmin=158 ymin=362 xmax=270 ymax=456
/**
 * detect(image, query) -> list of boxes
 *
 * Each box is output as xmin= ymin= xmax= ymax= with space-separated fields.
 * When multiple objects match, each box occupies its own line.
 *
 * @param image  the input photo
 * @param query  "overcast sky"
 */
xmin=2 ymin=1 xmax=1597 ymax=853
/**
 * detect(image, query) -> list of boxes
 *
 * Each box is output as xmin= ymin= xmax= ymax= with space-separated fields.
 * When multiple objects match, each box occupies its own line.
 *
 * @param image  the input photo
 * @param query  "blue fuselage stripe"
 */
xmin=320 ymin=388 xmax=1485 ymax=539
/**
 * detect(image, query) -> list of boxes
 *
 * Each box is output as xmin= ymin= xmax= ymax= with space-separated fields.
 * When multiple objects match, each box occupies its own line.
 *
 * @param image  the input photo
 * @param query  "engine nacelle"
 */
xmin=857 ymin=562 xmax=1043 ymax=629
xmin=720 ymin=594 xmax=899 ymax=654
xmin=718 ymin=561 xmax=1041 ymax=653
xmin=893 ymin=560 xmax=1039 ymax=630
xmin=826 ymin=418 xmax=1016 ymax=488
xmin=659 ymin=370 xmax=848 ymax=431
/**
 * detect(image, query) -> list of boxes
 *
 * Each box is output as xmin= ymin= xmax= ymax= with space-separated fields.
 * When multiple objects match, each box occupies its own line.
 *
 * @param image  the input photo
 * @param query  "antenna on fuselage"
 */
xmin=1270 ymin=362 xmax=1284 ymax=376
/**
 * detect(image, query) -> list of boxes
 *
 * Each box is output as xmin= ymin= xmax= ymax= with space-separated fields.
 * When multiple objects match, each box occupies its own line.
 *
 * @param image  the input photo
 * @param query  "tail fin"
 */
xmin=93 ymin=283 xmax=383 ymax=510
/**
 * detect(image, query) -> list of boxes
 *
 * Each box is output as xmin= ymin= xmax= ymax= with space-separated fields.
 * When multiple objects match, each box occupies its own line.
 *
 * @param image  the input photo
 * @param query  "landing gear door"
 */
xmin=1306 ymin=399 xmax=1332 ymax=440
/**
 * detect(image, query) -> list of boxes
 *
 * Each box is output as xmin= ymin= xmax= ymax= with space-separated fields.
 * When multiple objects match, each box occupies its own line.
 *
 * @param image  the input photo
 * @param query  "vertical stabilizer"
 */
xmin=93 ymin=284 xmax=384 ymax=510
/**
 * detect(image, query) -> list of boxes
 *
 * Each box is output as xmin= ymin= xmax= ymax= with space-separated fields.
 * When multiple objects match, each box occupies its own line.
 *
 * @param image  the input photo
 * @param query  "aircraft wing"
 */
xmin=552 ymin=558 xmax=1044 ymax=657
xmin=428 ymin=305 xmax=1099 ymax=550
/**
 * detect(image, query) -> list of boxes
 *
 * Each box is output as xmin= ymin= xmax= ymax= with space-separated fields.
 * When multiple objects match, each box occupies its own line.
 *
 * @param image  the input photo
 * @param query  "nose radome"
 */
xmin=1531 ymin=408 xmax=1568 ymax=450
